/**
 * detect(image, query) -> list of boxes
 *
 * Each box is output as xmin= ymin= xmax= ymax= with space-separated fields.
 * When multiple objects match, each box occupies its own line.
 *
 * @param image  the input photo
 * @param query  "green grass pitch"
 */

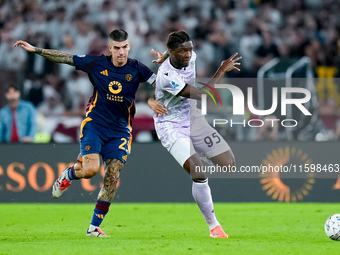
xmin=1 ymin=203 xmax=340 ymax=255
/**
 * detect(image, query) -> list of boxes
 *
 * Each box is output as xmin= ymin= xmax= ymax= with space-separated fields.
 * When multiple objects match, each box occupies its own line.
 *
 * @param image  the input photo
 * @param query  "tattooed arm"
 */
xmin=13 ymin=40 xmax=74 ymax=66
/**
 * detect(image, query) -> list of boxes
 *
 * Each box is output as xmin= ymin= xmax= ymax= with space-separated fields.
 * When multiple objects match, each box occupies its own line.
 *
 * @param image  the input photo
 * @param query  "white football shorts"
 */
xmin=157 ymin=116 xmax=231 ymax=167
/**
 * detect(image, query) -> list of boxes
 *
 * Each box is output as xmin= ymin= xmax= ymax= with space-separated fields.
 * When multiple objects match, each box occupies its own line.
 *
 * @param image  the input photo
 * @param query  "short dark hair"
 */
xmin=166 ymin=31 xmax=191 ymax=50
xmin=6 ymin=84 xmax=19 ymax=93
xmin=109 ymin=29 xmax=129 ymax=42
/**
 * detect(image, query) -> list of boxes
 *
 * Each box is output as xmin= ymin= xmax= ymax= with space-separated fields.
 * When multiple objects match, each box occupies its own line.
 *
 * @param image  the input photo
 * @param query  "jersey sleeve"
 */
xmin=73 ymin=55 xmax=99 ymax=73
xmin=157 ymin=69 xmax=186 ymax=96
xmin=137 ymin=61 xmax=156 ymax=85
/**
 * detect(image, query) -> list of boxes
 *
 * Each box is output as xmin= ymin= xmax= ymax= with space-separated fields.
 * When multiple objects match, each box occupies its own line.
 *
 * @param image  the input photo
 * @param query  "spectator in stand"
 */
xmin=207 ymin=19 xmax=234 ymax=74
xmin=134 ymin=32 xmax=165 ymax=73
xmin=24 ymin=74 xmax=44 ymax=107
xmin=239 ymin=19 xmax=262 ymax=75
xmin=193 ymin=38 xmax=215 ymax=77
xmin=64 ymin=71 xmax=93 ymax=117
xmin=253 ymin=28 xmax=280 ymax=71
xmin=0 ymin=30 xmax=27 ymax=72
xmin=256 ymin=0 xmax=282 ymax=31
xmin=37 ymin=86 xmax=65 ymax=117
xmin=73 ymin=18 xmax=95 ymax=54
xmin=27 ymin=8 xmax=48 ymax=35
xmin=85 ymin=0 xmax=119 ymax=28
xmin=46 ymin=7 xmax=77 ymax=49
xmin=0 ymin=85 xmax=37 ymax=143
xmin=59 ymin=33 xmax=79 ymax=80
xmin=24 ymin=32 xmax=56 ymax=76
xmin=146 ymin=0 xmax=172 ymax=31
xmin=88 ymin=27 xmax=109 ymax=55
xmin=231 ymin=0 xmax=255 ymax=39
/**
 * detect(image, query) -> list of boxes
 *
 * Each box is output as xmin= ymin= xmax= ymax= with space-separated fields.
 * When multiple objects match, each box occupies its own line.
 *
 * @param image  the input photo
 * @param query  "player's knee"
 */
xmin=74 ymin=162 xmax=82 ymax=171
xmin=83 ymin=166 xmax=100 ymax=178
xmin=223 ymin=150 xmax=236 ymax=167
xmin=227 ymin=156 xmax=236 ymax=167
xmin=107 ymin=160 xmax=124 ymax=174
xmin=211 ymin=151 xmax=236 ymax=168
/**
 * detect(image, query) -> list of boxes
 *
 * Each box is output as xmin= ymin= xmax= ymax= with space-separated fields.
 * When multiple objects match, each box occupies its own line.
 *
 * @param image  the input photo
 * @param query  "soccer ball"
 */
xmin=325 ymin=214 xmax=340 ymax=240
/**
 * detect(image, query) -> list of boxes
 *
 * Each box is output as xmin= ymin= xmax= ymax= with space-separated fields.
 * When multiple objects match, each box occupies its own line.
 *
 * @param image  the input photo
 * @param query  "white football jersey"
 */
xmin=153 ymin=51 xmax=230 ymax=158
xmin=154 ymin=51 xmax=201 ymax=125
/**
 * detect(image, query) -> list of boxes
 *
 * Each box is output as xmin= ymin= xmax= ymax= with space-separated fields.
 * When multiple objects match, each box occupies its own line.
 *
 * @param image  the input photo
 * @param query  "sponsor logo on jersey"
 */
xmin=85 ymin=145 xmax=91 ymax=151
xmin=107 ymin=94 xmax=123 ymax=102
xmin=100 ymin=70 xmax=108 ymax=76
xmin=170 ymin=81 xmax=179 ymax=89
xmin=125 ymin=74 xmax=133 ymax=81
xmin=109 ymin=81 xmax=122 ymax=94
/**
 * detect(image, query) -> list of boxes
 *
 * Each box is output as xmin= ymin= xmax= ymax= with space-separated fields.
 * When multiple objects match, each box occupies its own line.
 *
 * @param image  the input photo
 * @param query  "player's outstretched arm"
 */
xmin=178 ymin=84 xmax=204 ymax=100
xmin=207 ymin=52 xmax=242 ymax=86
xmin=13 ymin=40 xmax=74 ymax=66
xmin=151 ymin=49 xmax=169 ymax=64
xmin=220 ymin=52 xmax=242 ymax=73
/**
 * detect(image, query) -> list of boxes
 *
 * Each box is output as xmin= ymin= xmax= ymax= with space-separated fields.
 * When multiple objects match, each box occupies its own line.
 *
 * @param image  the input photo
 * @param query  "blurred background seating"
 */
xmin=0 ymin=0 xmax=339 ymax=142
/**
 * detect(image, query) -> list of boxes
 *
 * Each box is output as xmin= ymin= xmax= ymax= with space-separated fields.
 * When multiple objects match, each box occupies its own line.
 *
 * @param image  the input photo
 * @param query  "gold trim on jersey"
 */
xmin=86 ymin=91 xmax=98 ymax=117
xmin=127 ymin=102 xmax=133 ymax=134
xmin=79 ymin=117 xmax=92 ymax=138
xmin=127 ymin=133 xmax=132 ymax=154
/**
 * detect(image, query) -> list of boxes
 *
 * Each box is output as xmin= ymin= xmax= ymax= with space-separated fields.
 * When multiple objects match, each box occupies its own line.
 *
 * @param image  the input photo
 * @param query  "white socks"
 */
xmin=192 ymin=179 xmax=220 ymax=230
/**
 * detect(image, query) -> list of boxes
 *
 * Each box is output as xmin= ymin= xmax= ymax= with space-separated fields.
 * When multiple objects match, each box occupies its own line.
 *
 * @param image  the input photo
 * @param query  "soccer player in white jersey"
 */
xmin=149 ymin=31 xmax=242 ymax=238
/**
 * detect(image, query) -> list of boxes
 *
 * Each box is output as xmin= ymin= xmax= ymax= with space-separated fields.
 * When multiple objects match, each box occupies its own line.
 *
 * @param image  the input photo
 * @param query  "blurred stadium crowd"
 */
xmin=0 ymin=0 xmax=339 ymax=143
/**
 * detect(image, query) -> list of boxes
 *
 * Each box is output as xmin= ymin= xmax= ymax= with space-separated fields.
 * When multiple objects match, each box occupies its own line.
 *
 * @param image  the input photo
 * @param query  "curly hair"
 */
xmin=166 ymin=31 xmax=191 ymax=50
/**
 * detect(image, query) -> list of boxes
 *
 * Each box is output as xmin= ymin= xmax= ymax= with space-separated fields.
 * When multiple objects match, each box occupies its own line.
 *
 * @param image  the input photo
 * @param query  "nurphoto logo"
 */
xmin=200 ymin=84 xmax=312 ymax=129
xmin=201 ymin=83 xmax=312 ymax=127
